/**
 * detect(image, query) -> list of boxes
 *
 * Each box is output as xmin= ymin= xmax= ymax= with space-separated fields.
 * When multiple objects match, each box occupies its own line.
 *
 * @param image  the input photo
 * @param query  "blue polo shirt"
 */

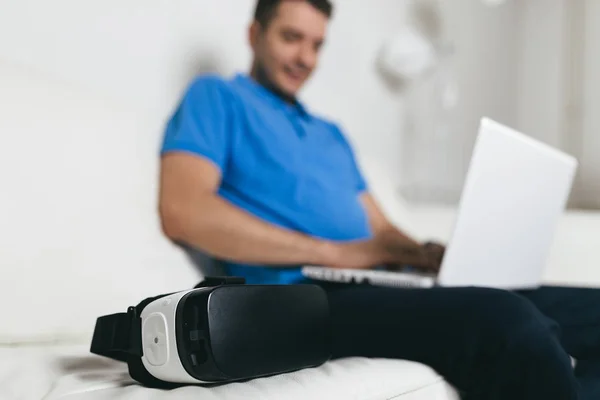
xmin=160 ymin=73 xmax=372 ymax=284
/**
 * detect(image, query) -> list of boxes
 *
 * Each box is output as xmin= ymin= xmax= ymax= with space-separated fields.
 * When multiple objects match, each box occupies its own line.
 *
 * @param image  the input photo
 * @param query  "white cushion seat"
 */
xmin=0 ymin=345 xmax=460 ymax=400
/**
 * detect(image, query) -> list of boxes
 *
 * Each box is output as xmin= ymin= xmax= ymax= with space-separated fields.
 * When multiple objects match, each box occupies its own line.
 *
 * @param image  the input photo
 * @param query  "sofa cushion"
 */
xmin=0 ymin=344 xmax=459 ymax=400
xmin=0 ymin=62 xmax=201 ymax=343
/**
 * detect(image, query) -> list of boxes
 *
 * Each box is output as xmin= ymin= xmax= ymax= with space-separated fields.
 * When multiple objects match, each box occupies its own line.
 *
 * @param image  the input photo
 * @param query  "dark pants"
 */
xmin=320 ymin=283 xmax=600 ymax=400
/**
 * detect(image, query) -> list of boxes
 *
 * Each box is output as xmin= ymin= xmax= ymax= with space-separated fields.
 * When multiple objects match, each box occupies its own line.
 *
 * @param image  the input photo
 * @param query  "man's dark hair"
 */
xmin=254 ymin=0 xmax=333 ymax=28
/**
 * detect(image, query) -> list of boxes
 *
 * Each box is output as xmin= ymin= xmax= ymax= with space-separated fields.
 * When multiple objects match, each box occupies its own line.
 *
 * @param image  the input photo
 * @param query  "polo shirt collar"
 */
xmin=234 ymin=73 xmax=310 ymax=120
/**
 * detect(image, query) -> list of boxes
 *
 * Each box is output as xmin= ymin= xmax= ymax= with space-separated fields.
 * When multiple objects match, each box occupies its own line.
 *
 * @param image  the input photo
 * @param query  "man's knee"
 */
xmin=462 ymin=288 xmax=574 ymax=385
xmin=467 ymin=288 xmax=572 ymax=365
xmin=462 ymin=287 xmax=558 ymax=345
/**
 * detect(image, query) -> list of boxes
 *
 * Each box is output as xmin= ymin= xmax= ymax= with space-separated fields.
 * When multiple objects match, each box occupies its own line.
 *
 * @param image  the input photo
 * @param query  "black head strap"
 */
xmin=90 ymin=278 xmax=244 ymax=364
xmin=194 ymin=276 xmax=245 ymax=288
xmin=90 ymin=306 xmax=143 ymax=362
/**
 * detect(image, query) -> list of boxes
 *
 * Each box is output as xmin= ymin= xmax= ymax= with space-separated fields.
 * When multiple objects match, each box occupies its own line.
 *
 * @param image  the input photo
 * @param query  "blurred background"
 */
xmin=0 ymin=0 xmax=597 ymax=209
xmin=1 ymin=0 xmax=600 ymax=345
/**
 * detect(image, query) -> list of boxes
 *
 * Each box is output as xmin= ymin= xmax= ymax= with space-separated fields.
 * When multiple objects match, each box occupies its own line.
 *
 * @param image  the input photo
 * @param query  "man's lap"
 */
xmin=323 ymin=284 xmax=552 ymax=353
xmin=321 ymin=283 xmax=600 ymax=361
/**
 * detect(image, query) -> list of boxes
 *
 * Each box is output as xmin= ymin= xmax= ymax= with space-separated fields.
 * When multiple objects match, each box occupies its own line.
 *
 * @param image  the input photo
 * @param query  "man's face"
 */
xmin=250 ymin=1 xmax=328 ymax=97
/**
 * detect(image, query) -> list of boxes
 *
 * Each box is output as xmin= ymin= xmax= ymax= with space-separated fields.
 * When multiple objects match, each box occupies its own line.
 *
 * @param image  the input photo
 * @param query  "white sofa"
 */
xmin=2 ymin=60 xmax=600 ymax=400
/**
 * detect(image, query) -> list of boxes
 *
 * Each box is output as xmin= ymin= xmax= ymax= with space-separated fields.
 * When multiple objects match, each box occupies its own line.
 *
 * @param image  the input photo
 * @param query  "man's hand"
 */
xmin=422 ymin=241 xmax=446 ymax=272
xmin=376 ymin=232 xmax=442 ymax=273
xmin=322 ymin=236 xmax=446 ymax=273
xmin=352 ymin=192 xmax=446 ymax=273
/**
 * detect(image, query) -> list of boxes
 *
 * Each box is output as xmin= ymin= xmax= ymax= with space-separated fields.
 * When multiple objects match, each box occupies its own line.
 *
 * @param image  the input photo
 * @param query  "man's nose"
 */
xmin=297 ymin=43 xmax=317 ymax=70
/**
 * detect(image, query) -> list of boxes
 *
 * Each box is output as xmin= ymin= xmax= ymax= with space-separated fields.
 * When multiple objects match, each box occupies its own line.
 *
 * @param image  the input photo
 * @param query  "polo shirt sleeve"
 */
xmin=160 ymin=76 xmax=233 ymax=171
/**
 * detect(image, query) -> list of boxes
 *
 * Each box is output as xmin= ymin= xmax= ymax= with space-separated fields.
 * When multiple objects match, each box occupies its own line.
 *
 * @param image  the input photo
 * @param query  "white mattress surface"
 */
xmin=1 ymin=344 xmax=459 ymax=400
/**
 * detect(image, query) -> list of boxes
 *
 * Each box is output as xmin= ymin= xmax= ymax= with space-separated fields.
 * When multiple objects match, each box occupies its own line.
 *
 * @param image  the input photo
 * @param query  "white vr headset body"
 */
xmin=91 ymin=277 xmax=331 ymax=388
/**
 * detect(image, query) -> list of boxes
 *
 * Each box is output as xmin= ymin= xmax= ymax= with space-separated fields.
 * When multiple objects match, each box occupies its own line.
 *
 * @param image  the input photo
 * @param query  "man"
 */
xmin=158 ymin=1 xmax=600 ymax=398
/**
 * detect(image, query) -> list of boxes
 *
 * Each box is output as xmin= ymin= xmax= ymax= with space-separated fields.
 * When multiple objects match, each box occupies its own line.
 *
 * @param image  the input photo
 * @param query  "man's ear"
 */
xmin=249 ymin=21 xmax=261 ymax=52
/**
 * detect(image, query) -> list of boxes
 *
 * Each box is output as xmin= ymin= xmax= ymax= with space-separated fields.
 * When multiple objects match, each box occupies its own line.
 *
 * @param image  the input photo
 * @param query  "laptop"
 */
xmin=302 ymin=117 xmax=579 ymax=290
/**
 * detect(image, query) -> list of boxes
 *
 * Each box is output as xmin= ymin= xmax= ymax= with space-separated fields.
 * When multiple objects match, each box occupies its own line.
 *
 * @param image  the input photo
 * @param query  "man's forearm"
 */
xmin=164 ymin=193 xmax=336 ymax=267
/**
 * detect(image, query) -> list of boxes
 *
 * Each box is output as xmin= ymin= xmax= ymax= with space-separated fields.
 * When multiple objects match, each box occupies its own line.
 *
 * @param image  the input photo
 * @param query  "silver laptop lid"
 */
xmin=437 ymin=118 xmax=578 ymax=289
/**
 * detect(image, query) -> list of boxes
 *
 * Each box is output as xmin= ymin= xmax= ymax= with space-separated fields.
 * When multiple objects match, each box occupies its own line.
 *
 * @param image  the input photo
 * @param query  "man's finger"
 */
xmin=397 ymin=253 xmax=438 ymax=270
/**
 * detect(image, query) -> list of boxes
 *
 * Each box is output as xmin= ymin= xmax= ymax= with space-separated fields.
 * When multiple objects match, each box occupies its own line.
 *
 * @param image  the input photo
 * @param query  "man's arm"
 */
xmin=359 ymin=193 xmax=420 ymax=244
xmin=159 ymin=153 xmax=385 ymax=269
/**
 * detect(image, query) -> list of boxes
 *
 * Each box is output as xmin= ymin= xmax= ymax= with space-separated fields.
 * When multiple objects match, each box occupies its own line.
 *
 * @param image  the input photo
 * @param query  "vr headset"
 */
xmin=90 ymin=277 xmax=331 ymax=388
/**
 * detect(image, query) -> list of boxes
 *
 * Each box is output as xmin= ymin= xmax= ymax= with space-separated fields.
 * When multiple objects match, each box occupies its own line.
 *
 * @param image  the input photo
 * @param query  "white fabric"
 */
xmin=0 ymin=345 xmax=459 ymax=400
xmin=0 ymin=61 xmax=202 ymax=343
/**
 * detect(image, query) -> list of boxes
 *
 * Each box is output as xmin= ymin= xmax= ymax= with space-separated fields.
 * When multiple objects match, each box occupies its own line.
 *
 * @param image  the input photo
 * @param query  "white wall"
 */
xmin=397 ymin=0 xmax=599 ymax=208
xmin=0 ymin=0 xmax=173 ymax=114
xmin=442 ymin=0 xmax=520 ymax=166
xmin=514 ymin=0 xmax=600 ymax=209
xmin=0 ymin=0 xmax=526 ymax=199
xmin=5 ymin=0 xmax=591 ymax=208
xmin=0 ymin=0 xmax=414 ymax=183
xmin=399 ymin=0 xmax=520 ymax=204
xmin=516 ymin=0 xmax=568 ymax=149
xmin=427 ymin=0 xmax=598 ymax=209
xmin=578 ymin=0 xmax=600 ymax=208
